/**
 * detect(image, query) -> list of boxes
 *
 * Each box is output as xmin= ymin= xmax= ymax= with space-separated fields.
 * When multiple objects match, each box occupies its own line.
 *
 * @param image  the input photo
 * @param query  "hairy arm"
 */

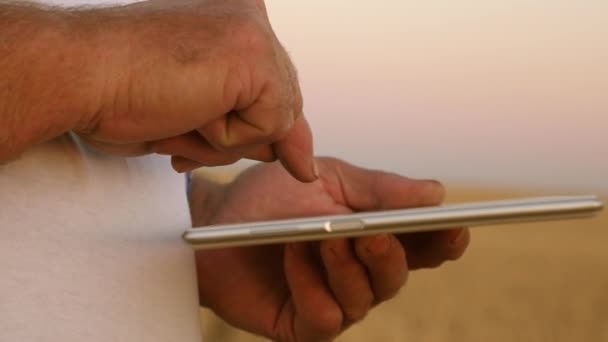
xmin=0 ymin=2 xmax=155 ymax=163
xmin=1 ymin=0 xmax=317 ymax=180
xmin=1 ymin=3 xmax=86 ymax=161
xmin=0 ymin=1 xmax=218 ymax=163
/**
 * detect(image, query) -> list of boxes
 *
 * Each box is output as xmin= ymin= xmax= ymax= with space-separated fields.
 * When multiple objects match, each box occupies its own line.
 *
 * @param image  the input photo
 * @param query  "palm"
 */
xmin=195 ymin=158 xmax=469 ymax=341
xmin=196 ymin=161 xmax=352 ymax=339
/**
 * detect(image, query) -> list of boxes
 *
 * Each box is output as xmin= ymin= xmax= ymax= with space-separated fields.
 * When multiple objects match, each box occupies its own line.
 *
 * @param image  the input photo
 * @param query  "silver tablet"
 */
xmin=183 ymin=195 xmax=604 ymax=249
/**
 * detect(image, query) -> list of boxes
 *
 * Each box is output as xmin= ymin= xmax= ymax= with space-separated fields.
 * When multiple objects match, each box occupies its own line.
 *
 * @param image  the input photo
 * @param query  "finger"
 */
xmin=170 ymin=153 xmax=271 ymax=173
xmin=398 ymin=227 xmax=470 ymax=270
xmin=353 ymin=234 xmax=408 ymax=302
xmin=319 ymin=239 xmax=374 ymax=324
xmin=284 ymin=242 xmax=343 ymax=342
xmin=325 ymin=158 xmax=445 ymax=211
xmin=245 ymin=145 xmax=276 ymax=162
xmin=171 ymin=156 xmax=203 ymax=173
xmin=274 ymin=116 xmax=317 ymax=183
xmin=77 ymin=136 xmax=151 ymax=156
xmin=151 ymin=131 xmax=275 ymax=166
xmin=199 ymin=104 xmax=293 ymax=150
xmin=152 ymin=132 xmax=240 ymax=166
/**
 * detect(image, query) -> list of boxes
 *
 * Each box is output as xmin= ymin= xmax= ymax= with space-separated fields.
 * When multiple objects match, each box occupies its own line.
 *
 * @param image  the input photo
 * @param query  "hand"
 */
xmin=192 ymin=157 xmax=470 ymax=342
xmin=72 ymin=0 xmax=315 ymax=180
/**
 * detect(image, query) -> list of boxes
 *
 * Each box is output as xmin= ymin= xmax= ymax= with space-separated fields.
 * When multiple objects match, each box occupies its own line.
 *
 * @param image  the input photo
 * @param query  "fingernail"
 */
xmin=368 ymin=234 xmax=391 ymax=256
xmin=450 ymin=228 xmax=468 ymax=246
xmin=312 ymin=159 xmax=320 ymax=179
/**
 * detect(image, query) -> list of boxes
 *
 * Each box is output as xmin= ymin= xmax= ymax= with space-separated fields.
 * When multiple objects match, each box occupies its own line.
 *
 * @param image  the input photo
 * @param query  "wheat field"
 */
xmin=199 ymin=184 xmax=608 ymax=342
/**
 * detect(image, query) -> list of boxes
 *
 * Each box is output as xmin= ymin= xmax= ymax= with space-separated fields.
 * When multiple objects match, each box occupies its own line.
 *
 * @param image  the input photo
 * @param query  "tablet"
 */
xmin=183 ymin=195 xmax=604 ymax=249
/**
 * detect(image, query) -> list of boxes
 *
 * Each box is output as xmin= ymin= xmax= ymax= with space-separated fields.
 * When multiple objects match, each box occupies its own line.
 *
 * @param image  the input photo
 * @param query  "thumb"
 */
xmin=324 ymin=158 xmax=445 ymax=211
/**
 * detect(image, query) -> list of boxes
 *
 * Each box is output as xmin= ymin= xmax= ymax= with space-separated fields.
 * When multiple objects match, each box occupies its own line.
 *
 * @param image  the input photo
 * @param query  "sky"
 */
xmin=264 ymin=1 xmax=608 ymax=194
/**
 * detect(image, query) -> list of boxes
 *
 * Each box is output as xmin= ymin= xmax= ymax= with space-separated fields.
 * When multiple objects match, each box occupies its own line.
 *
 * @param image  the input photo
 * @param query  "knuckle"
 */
xmin=344 ymin=307 xmax=368 ymax=323
xmin=448 ymin=231 xmax=470 ymax=261
xmin=447 ymin=245 xmax=468 ymax=261
xmin=231 ymin=16 xmax=273 ymax=57
xmin=391 ymin=240 xmax=407 ymax=261
xmin=320 ymin=240 xmax=353 ymax=267
xmin=375 ymin=271 xmax=408 ymax=303
xmin=206 ymin=131 xmax=236 ymax=150
xmin=214 ymin=138 xmax=235 ymax=150
xmin=355 ymin=236 xmax=394 ymax=262
xmin=344 ymin=297 xmax=374 ymax=323
xmin=199 ymin=123 xmax=235 ymax=150
xmin=311 ymin=309 xmax=343 ymax=338
xmin=354 ymin=240 xmax=369 ymax=261
xmin=256 ymin=112 xmax=293 ymax=141
xmin=376 ymin=286 xmax=401 ymax=303
xmin=319 ymin=242 xmax=336 ymax=263
xmin=260 ymin=119 xmax=284 ymax=138
xmin=381 ymin=273 xmax=409 ymax=302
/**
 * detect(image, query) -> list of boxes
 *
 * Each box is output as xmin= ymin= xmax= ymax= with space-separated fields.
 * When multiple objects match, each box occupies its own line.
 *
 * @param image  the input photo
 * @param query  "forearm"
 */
xmin=0 ymin=3 xmax=83 ymax=160
xmin=0 ymin=2 xmax=149 ymax=162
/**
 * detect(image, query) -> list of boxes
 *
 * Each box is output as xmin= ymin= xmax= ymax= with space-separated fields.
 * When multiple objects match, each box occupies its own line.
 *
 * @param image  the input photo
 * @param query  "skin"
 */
xmin=191 ymin=157 xmax=470 ymax=342
xmin=0 ymin=0 xmax=316 ymax=180
xmin=1 ymin=1 xmax=470 ymax=340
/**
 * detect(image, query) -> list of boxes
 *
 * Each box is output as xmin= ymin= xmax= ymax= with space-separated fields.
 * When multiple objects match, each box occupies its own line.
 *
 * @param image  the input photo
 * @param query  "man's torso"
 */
xmin=0 ymin=135 xmax=202 ymax=341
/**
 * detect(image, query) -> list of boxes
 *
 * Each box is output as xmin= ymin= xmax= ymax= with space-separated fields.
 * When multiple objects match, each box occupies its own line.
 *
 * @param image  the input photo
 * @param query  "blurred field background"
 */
xmin=197 ymin=171 xmax=607 ymax=342
xmin=191 ymin=1 xmax=608 ymax=340
xmin=36 ymin=0 xmax=606 ymax=340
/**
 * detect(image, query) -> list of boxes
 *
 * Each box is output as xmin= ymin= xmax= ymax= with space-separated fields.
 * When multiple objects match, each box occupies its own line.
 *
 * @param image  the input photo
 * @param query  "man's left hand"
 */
xmin=191 ymin=157 xmax=470 ymax=342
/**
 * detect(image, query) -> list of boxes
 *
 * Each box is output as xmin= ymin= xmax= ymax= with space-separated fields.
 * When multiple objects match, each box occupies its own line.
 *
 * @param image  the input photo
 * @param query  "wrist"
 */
xmin=62 ymin=7 xmax=135 ymax=134
xmin=68 ymin=4 xmax=232 ymax=137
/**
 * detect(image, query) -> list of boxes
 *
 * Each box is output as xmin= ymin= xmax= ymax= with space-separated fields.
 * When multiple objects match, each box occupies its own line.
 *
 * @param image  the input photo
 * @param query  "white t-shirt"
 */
xmin=0 ymin=135 xmax=202 ymax=341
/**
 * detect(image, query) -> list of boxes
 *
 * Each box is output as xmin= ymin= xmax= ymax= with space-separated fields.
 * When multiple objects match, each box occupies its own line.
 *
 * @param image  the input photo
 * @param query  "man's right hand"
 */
xmin=0 ymin=0 xmax=317 ymax=181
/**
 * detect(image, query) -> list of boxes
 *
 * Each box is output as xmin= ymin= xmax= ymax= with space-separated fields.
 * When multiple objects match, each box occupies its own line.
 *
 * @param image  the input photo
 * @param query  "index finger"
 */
xmin=273 ymin=115 xmax=318 ymax=182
